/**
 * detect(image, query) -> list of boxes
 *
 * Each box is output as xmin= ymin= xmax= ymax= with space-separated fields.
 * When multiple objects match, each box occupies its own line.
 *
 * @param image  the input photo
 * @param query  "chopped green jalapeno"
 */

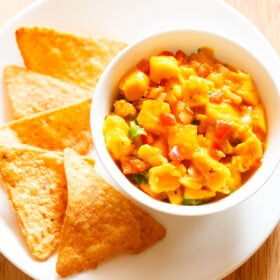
xmin=129 ymin=171 xmax=149 ymax=185
xmin=128 ymin=125 xmax=146 ymax=139
xmin=182 ymin=198 xmax=211 ymax=205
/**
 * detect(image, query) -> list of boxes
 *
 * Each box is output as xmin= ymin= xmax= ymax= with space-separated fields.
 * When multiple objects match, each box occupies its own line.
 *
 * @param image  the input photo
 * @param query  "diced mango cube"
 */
xmin=221 ymin=87 xmax=242 ymax=104
xmin=138 ymin=144 xmax=167 ymax=166
xmin=164 ymin=77 xmax=182 ymax=105
xmin=105 ymin=134 xmax=132 ymax=160
xmin=207 ymin=72 xmax=224 ymax=88
xmin=225 ymin=166 xmax=241 ymax=192
xmin=251 ymin=104 xmax=267 ymax=134
xmin=182 ymin=76 xmax=209 ymax=107
xmin=183 ymin=188 xmax=216 ymax=200
xmin=209 ymin=71 xmax=259 ymax=105
xmin=119 ymin=69 xmax=149 ymax=101
xmin=150 ymin=55 xmax=180 ymax=83
xmin=113 ymin=99 xmax=136 ymax=118
xmin=137 ymin=100 xmax=171 ymax=135
xmin=224 ymin=71 xmax=259 ymax=105
xmin=103 ymin=114 xmax=132 ymax=160
xmin=179 ymin=66 xmax=197 ymax=82
xmin=167 ymin=124 xmax=197 ymax=159
xmin=232 ymin=135 xmax=262 ymax=172
xmin=167 ymin=188 xmax=183 ymax=205
xmin=151 ymin=137 xmax=169 ymax=158
xmin=103 ymin=114 xmax=129 ymax=132
xmin=139 ymin=183 xmax=168 ymax=200
xmin=206 ymin=103 xmax=240 ymax=126
xmin=179 ymin=175 xmax=204 ymax=190
xmin=192 ymin=148 xmax=231 ymax=192
xmin=149 ymin=163 xmax=181 ymax=193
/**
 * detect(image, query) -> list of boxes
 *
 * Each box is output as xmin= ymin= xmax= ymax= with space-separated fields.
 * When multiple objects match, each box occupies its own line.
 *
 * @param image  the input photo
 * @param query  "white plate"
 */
xmin=0 ymin=0 xmax=280 ymax=279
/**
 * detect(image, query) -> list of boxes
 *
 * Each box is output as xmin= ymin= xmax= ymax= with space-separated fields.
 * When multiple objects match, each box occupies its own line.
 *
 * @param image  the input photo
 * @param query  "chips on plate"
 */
xmin=56 ymin=148 xmax=166 ymax=277
xmin=0 ymin=98 xmax=92 ymax=154
xmin=16 ymin=26 xmax=127 ymax=90
xmin=0 ymin=145 xmax=67 ymax=261
xmin=0 ymin=25 xmax=166 ymax=277
xmin=3 ymin=65 xmax=91 ymax=119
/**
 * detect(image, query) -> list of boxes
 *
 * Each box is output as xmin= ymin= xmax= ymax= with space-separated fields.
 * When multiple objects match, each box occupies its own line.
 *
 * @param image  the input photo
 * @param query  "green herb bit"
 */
xmin=129 ymin=171 xmax=149 ymax=185
xmin=182 ymin=198 xmax=211 ymax=205
xmin=128 ymin=125 xmax=146 ymax=139
xmin=191 ymin=119 xmax=201 ymax=125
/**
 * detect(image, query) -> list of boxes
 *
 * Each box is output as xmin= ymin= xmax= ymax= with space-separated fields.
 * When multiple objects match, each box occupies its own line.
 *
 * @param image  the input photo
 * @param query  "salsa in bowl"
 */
xmin=91 ymin=29 xmax=280 ymax=216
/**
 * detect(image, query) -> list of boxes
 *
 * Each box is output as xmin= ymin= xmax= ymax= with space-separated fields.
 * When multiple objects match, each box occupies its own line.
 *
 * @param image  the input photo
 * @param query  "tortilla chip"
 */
xmin=3 ymin=65 xmax=92 ymax=119
xmin=0 ymin=145 xmax=67 ymax=261
xmin=0 ymin=98 xmax=92 ymax=155
xmin=16 ymin=26 xmax=126 ymax=90
xmin=56 ymin=148 xmax=166 ymax=277
xmin=0 ymin=127 xmax=22 ymax=146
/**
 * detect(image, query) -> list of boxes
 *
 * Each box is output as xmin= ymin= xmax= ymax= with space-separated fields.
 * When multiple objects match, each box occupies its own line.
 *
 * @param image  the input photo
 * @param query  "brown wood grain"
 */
xmin=225 ymin=0 xmax=280 ymax=55
xmin=223 ymin=0 xmax=280 ymax=279
xmin=0 ymin=0 xmax=279 ymax=280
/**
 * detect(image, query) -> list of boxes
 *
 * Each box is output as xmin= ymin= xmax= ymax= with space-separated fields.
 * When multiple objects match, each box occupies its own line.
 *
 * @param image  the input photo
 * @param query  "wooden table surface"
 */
xmin=0 ymin=0 xmax=279 ymax=279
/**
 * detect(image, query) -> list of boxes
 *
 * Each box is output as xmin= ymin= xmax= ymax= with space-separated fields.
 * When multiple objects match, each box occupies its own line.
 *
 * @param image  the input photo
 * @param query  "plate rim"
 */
xmin=0 ymin=0 xmax=279 ymax=279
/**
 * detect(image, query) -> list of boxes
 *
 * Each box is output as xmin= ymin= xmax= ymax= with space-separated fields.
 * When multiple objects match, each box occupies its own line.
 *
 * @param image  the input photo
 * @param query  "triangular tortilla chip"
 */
xmin=0 ymin=145 xmax=67 ymax=261
xmin=0 ymin=98 xmax=92 ymax=155
xmin=16 ymin=26 xmax=126 ymax=90
xmin=3 ymin=65 xmax=92 ymax=119
xmin=56 ymin=148 xmax=166 ymax=277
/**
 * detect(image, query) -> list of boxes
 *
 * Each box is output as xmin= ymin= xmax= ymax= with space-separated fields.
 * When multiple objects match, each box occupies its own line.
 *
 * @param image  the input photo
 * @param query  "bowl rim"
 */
xmin=91 ymin=28 xmax=280 ymax=216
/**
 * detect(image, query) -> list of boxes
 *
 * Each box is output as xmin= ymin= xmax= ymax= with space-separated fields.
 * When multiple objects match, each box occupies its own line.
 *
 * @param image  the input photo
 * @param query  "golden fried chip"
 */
xmin=0 ymin=145 xmax=67 ymax=261
xmin=0 ymin=127 xmax=22 ymax=146
xmin=16 ymin=26 xmax=126 ymax=90
xmin=56 ymin=148 xmax=166 ymax=277
xmin=0 ymin=98 xmax=92 ymax=155
xmin=3 ymin=65 xmax=92 ymax=119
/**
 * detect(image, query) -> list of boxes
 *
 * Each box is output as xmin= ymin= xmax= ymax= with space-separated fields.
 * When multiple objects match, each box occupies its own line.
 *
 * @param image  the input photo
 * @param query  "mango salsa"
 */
xmin=150 ymin=55 xmax=180 ymax=83
xmin=137 ymin=100 xmax=171 ymax=135
xmin=103 ymin=47 xmax=267 ymax=205
xmin=103 ymin=114 xmax=132 ymax=160
xmin=119 ymin=69 xmax=149 ymax=101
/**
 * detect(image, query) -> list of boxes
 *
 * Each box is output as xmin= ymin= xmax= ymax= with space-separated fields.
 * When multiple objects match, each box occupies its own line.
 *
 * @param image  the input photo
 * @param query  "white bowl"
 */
xmin=91 ymin=29 xmax=280 ymax=216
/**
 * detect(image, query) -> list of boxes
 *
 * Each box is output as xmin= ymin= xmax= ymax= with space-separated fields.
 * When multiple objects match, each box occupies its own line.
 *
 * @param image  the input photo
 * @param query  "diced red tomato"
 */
xmin=209 ymin=91 xmax=223 ymax=103
xmin=209 ymin=143 xmax=223 ymax=160
xmin=160 ymin=113 xmax=176 ymax=126
xmin=141 ymin=132 xmax=154 ymax=145
xmin=145 ymin=86 xmax=164 ymax=99
xmin=141 ymin=134 xmax=149 ymax=144
xmin=197 ymin=63 xmax=211 ymax=78
xmin=172 ymin=100 xmax=185 ymax=114
xmin=169 ymin=145 xmax=184 ymax=162
xmin=121 ymin=158 xmax=148 ymax=174
xmin=253 ymin=158 xmax=262 ymax=169
xmin=175 ymin=50 xmax=187 ymax=65
xmin=137 ymin=59 xmax=150 ymax=75
xmin=172 ymin=101 xmax=193 ymax=124
xmin=220 ymin=154 xmax=232 ymax=164
xmin=214 ymin=120 xmax=232 ymax=143
xmin=159 ymin=50 xmax=174 ymax=56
